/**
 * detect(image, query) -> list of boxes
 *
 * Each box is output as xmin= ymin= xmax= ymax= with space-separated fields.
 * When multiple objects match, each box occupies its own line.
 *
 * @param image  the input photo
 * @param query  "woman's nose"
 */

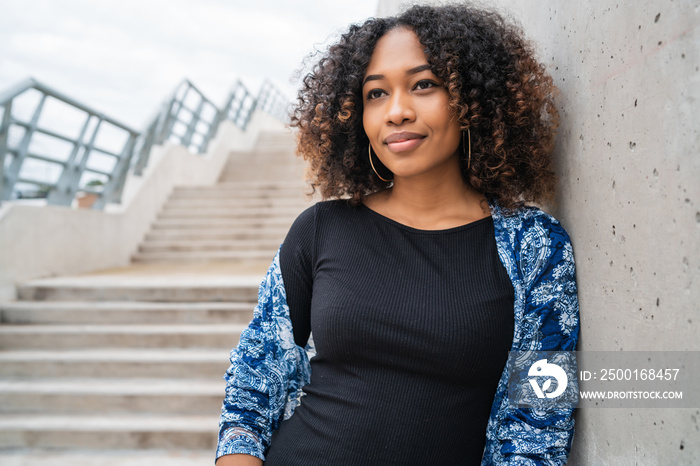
xmin=385 ymin=92 xmax=415 ymax=125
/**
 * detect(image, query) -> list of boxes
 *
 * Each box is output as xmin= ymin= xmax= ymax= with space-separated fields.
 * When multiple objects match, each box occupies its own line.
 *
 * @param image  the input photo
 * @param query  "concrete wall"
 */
xmin=377 ymin=1 xmax=699 ymax=464
xmin=0 ymin=111 xmax=285 ymax=301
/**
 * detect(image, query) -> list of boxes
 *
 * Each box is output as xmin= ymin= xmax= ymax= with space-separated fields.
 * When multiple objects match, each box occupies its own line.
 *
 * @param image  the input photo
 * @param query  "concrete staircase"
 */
xmin=134 ymin=131 xmax=309 ymax=263
xmin=0 ymin=130 xmax=313 ymax=464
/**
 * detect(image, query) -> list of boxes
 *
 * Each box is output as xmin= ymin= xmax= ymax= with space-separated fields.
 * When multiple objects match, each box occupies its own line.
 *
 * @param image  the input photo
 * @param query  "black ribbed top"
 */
xmin=267 ymin=200 xmax=514 ymax=465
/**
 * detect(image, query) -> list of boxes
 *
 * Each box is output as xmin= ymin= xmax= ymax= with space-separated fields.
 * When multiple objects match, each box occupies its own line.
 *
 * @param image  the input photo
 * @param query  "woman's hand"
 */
xmin=215 ymin=454 xmax=263 ymax=466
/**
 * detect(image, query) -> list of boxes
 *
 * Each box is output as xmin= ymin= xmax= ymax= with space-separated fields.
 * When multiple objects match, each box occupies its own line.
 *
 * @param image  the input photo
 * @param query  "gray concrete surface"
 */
xmin=377 ymin=1 xmax=699 ymax=464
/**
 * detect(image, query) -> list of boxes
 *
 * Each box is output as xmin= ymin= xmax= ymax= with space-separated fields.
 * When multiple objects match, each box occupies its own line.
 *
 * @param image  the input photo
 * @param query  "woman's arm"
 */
xmin=216 ymin=250 xmax=312 ymax=462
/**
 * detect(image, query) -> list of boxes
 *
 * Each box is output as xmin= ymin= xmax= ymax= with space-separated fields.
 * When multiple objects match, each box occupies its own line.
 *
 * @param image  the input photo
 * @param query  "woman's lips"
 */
xmin=384 ymin=132 xmax=425 ymax=152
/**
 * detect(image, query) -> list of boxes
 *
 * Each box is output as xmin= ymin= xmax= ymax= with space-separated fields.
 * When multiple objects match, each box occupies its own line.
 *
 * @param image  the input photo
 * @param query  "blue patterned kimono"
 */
xmin=217 ymin=201 xmax=580 ymax=465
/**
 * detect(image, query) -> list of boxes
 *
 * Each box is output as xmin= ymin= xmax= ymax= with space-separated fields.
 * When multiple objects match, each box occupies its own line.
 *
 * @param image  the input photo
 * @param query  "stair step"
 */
xmin=254 ymin=138 xmax=296 ymax=146
xmin=168 ymin=192 xmax=305 ymax=201
xmin=139 ymin=239 xmax=282 ymax=253
xmin=256 ymin=130 xmax=296 ymax=139
xmin=160 ymin=204 xmax=306 ymax=214
xmin=0 ymin=324 xmax=245 ymax=349
xmin=0 ymin=301 xmax=254 ymax=324
xmin=144 ymin=228 xmax=287 ymax=241
xmin=224 ymin=150 xmax=299 ymax=158
xmin=0 ymin=349 xmax=231 ymax=378
xmin=173 ymin=181 xmax=305 ymax=190
xmin=165 ymin=197 xmax=311 ymax=208
xmin=221 ymin=165 xmax=298 ymax=172
xmin=151 ymin=217 xmax=295 ymax=229
xmin=170 ymin=186 xmax=305 ymax=196
xmin=0 ymin=378 xmax=223 ymax=415
xmin=224 ymin=147 xmax=296 ymax=155
xmin=0 ymin=414 xmax=217 ymax=449
xmin=246 ymin=139 xmax=297 ymax=145
xmin=17 ymin=276 xmax=260 ymax=302
xmin=218 ymin=163 xmax=302 ymax=171
xmin=0 ymin=449 xmax=215 ymax=466
xmin=157 ymin=209 xmax=302 ymax=220
xmin=229 ymin=147 xmax=296 ymax=155
xmin=218 ymin=171 xmax=304 ymax=182
xmin=132 ymin=250 xmax=277 ymax=262
xmin=240 ymin=137 xmax=296 ymax=146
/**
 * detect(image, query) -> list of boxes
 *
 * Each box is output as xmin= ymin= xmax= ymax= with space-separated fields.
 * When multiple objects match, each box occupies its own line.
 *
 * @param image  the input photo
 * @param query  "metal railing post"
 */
xmin=132 ymin=115 xmax=159 ymax=176
xmin=2 ymin=94 xmax=48 ymax=200
xmin=158 ymin=97 xmax=179 ymax=145
xmin=74 ymin=118 xmax=102 ymax=192
xmin=182 ymin=98 xmax=205 ymax=149
xmin=200 ymin=107 xmax=223 ymax=154
xmin=0 ymin=101 xmax=12 ymax=203
xmin=98 ymin=131 xmax=138 ymax=207
xmin=47 ymin=113 xmax=93 ymax=206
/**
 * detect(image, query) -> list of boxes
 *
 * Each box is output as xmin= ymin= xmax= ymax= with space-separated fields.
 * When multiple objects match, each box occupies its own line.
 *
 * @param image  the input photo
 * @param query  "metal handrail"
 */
xmin=0 ymin=77 xmax=291 ymax=209
xmin=256 ymin=80 xmax=292 ymax=124
xmin=221 ymin=79 xmax=257 ymax=130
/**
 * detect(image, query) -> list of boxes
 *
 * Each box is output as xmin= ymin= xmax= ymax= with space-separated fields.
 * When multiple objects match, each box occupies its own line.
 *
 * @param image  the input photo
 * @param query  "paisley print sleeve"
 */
xmin=216 ymin=249 xmax=312 ymax=461
xmin=485 ymin=205 xmax=580 ymax=466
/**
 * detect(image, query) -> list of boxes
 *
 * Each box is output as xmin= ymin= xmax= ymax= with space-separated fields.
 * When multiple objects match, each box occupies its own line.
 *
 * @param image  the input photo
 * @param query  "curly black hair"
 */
xmin=292 ymin=3 xmax=559 ymax=209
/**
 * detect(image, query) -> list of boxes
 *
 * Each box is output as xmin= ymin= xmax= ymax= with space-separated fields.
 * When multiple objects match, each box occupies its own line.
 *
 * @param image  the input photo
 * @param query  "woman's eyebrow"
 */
xmin=363 ymin=64 xmax=432 ymax=86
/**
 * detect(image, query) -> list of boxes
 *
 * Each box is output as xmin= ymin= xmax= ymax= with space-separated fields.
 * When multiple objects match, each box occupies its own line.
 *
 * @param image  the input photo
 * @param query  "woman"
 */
xmin=216 ymin=4 xmax=579 ymax=465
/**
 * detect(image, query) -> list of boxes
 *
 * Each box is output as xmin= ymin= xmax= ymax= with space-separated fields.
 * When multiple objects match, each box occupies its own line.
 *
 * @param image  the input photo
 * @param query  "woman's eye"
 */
xmin=415 ymin=80 xmax=437 ymax=90
xmin=366 ymin=89 xmax=385 ymax=100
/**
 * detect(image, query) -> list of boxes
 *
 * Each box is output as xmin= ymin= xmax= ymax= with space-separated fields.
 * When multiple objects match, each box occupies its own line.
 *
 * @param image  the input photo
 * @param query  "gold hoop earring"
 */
xmin=463 ymin=128 xmax=472 ymax=170
xmin=368 ymin=144 xmax=391 ymax=182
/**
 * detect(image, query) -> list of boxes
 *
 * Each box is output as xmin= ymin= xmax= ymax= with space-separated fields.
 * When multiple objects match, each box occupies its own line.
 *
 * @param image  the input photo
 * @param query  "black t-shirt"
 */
xmin=266 ymin=200 xmax=514 ymax=466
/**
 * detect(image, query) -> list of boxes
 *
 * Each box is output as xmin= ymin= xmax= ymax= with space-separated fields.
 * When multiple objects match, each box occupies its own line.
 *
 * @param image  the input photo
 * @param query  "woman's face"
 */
xmin=362 ymin=27 xmax=461 ymax=181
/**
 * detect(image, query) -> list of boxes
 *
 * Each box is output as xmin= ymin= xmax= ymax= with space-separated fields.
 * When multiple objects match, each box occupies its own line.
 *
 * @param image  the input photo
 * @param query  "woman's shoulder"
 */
xmin=490 ymin=201 xmax=571 ymax=244
xmin=286 ymin=199 xmax=357 ymax=242
xmin=313 ymin=198 xmax=358 ymax=213
xmin=295 ymin=198 xmax=355 ymax=215
xmin=293 ymin=199 xmax=361 ymax=226
xmin=489 ymin=202 xmax=575 ymax=280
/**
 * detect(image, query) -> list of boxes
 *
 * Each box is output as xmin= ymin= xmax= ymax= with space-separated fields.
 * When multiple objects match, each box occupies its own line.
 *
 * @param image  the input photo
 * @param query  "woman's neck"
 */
xmin=365 ymin=163 xmax=489 ymax=230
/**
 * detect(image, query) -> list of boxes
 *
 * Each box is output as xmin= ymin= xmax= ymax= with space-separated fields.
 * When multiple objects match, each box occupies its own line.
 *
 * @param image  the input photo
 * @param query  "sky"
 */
xmin=0 ymin=0 xmax=379 ymax=129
